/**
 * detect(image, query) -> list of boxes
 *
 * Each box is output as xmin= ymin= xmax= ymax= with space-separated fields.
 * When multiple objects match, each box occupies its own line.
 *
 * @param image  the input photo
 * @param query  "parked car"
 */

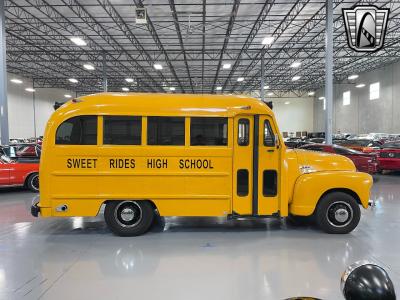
xmin=299 ymin=144 xmax=379 ymax=174
xmin=284 ymin=138 xmax=310 ymax=149
xmin=0 ymin=144 xmax=41 ymax=162
xmin=377 ymin=141 xmax=400 ymax=172
xmin=308 ymin=137 xmax=325 ymax=144
xmin=0 ymin=155 xmax=39 ymax=192
xmin=339 ymin=139 xmax=382 ymax=153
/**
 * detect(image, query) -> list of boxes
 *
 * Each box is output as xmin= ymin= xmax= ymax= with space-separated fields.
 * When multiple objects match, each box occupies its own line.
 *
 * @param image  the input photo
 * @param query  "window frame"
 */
xmin=263 ymin=119 xmax=276 ymax=147
xmin=147 ymin=116 xmax=186 ymax=146
xmin=103 ymin=116 xmax=142 ymax=146
xmin=55 ymin=115 xmax=98 ymax=146
xmin=189 ymin=117 xmax=228 ymax=147
xmin=370 ymin=82 xmax=380 ymax=100
xmin=237 ymin=118 xmax=250 ymax=146
xmin=343 ymin=90 xmax=351 ymax=106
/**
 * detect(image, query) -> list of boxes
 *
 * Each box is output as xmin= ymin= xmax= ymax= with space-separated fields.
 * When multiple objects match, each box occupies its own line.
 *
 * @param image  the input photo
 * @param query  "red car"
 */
xmin=377 ymin=141 xmax=400 ymax=171
xmin=0 ymin=156 xmax=39 ymax=192
xmin=299 ymin=144 xmax=379 ymax=174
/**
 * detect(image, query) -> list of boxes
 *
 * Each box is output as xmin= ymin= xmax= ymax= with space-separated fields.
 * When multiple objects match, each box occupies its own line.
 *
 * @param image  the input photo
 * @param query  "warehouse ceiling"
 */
xmin=5 ymin=0 xmax=400 ymax=96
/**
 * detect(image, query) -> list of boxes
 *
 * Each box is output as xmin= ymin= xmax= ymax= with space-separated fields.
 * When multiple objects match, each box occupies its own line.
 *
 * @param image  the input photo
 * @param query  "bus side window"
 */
xmin=264 ymin=120 xmax=275 ymax=147
xmin=190 ymin=117 xmax=228 ymax=146
xmin=238 ymin=119 xmax=249 ymax=146
xmin=55 ymin=116 xmax=97 ymax=145
xmin=147 ymin=117 xmax=185 ymax=145
xmin=103 ymin=116 xmax=141 ymax=145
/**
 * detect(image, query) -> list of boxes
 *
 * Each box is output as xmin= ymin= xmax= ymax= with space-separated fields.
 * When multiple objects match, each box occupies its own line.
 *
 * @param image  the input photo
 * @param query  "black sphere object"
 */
xmin=341 ymin=261 xmax=396 ymax=300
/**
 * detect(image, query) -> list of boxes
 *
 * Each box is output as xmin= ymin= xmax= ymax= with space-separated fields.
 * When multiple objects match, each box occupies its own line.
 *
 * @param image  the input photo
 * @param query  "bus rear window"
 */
xmin=103 ymin=116 xmax=141 ymax=145
xmin=147 ymin=117 xmax=185 ymax=146
xmin=190 ymin=117 xmax=228 ymax=146
xmin=55 ymin=116 xmax=97 ymax=145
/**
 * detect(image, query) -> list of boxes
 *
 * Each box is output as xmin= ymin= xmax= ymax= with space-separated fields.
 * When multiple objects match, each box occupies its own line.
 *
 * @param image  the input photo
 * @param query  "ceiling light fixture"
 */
xmin=237 ymin=77 xmax=244 ymax=82
xmin=263 ymin=85 xmax=269 ymax=89
xmin=25 ymin=88 xmax=35 ymax=92
xmin=308 ymin=91 xmax=315 ymax=96
xmin=68 ymin=78 xmax=78 ymax=83
xmin=125 ymin=78 xmax=134 ymax=83
xmin=348 ymin=74 xmax=359 ymax=80
xmin=290 ymin=61 xmax=301 ymax=68
xmin=169 ymin=87 xmax=176 ymax=91
xmin=10 ymin=78 xmax=23 ymax=84
xmin=70 ymin=37 xmax=87 ymax=46
xmin=122 ymin=87 xmax=129 ymax=92
xmin=284 ymin=101 xmax=290 ymax=105
xmin=356 ymin=83 xmax=366 ymax=88
xmin=292 ymin=76 xmax=301 ymax=81
xmin=64 ymin=94 xmax=72 ymax=98
xmin=222 ymin=63 xmax=231 ymax=69
xmin=319 ymin=96 xmax=325 ymax=100
xmin=216 ymin=86 xmax=222 ymax=91
xmin=154 ymin=64 xmax=163 ymax=70
xmin=83 ymin=64 xmax=95 ymax=70
xmin=267 ymin=92 xmax=274 ymax=96
xmin=262 ymin=36 xmax=274 ymax=45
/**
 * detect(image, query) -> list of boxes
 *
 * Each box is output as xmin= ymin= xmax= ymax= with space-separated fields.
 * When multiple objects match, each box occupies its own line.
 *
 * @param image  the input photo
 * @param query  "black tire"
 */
xmin=26 ymin=173 xmax=39 ymax=192
xmin=316 ymin=192 xmax=360 ymax=234
xmin=287 ymin=214 xmax=314 ymax=226
xmin=104 ymin=201 xmax=154 ymax=236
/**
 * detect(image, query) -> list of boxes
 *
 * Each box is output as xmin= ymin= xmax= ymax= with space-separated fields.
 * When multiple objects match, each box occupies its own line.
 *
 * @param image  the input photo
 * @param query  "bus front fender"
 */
xmin=289 ymin=171 xmax=373 ymax=216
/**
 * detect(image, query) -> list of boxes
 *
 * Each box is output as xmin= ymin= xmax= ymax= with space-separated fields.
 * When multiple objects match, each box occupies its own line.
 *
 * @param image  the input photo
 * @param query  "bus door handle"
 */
xmin=267 ymin=149 xmax=275 ymax=153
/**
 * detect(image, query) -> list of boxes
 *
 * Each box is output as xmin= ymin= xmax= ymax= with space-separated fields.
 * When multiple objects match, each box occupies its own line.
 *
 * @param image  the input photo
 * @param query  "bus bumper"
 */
xmin=31 ymin=203 xmax=40 ymax=217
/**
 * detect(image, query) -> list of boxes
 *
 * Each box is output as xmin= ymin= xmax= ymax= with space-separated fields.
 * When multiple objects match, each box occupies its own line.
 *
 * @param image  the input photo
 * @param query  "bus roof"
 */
xmin=56 ymin=93 xmax=274 ymax=118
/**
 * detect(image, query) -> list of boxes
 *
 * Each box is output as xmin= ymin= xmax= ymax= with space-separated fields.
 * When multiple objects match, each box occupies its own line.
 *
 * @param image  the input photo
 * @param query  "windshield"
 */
xmin=334 ymin=145 xmax=363 ymax=155
xmin=382 ymin=142 xmax=400 ymax=149
xmin=1 ymin=155 xmax=13 ymax=163
xmin=340 ymin=140 xmax=372 ymax=147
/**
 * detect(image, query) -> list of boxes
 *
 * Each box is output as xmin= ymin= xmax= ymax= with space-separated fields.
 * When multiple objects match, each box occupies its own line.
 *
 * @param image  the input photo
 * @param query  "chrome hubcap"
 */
xmin=120 ymin=208 xmax=135 ymax=222
xmin=326 ymin=201 xmax=353 ymax=228
xmin=335 ymin=208 xmax=349 ymax=223
xmin=114 ymin=201 xmax=142 ymax=228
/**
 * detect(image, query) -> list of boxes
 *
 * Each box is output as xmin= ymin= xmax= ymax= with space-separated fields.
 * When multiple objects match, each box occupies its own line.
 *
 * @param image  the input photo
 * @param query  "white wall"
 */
xmin=6 ymin=74 xmax=73 ymax=139
xmin=272 ymin=97 xmax=314 ymax=134
xmin=314 ymin=60 xmax=400 ymax=134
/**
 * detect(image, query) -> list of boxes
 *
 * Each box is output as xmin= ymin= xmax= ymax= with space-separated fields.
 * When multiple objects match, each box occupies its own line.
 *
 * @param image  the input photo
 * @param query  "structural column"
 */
xmin=324 ymin=0 xmax=333 ymax=144
xmin=102 ymin=52 xmax=108 ymax=92
xmin=0 ymin=0 xmax=9 ymax=145
xmin=260 ymin=48 xmax=265 ymax=102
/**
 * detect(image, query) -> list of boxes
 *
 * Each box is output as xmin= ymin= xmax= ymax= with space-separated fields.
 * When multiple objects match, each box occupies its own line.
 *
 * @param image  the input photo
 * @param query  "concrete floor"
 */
xmin=0 ymin=174 xmax=399 ymax=300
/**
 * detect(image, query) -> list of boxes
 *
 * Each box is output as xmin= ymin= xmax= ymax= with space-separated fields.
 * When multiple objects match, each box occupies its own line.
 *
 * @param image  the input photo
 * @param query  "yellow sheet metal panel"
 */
xmin=289 ymin=171 xmax=373 ymax=216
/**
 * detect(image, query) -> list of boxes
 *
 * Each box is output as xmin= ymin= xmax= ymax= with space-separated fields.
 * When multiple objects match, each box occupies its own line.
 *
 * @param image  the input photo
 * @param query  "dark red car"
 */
xmin=377 ymin=141 xmax=400 ymax=171
xmin=338 ymin=139 xmax=382 ymax=153
xmin=299 ymin=144 xmax=379 ymax=174
xmin=0 ymin=155 xmax=39 ymax=192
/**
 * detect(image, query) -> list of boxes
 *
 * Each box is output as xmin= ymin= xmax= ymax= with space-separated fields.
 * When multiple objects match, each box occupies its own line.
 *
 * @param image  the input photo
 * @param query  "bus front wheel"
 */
xmin=104 ymin=200 xmax=154 ymax=236
xmin=315 ymin=192 xmax=360 ymax=234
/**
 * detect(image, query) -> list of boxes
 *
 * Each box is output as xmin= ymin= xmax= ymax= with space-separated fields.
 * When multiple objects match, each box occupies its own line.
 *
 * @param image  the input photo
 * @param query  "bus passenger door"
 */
xmin=232 ymin=116 xmax=253 ymax=215
xmin=257 ymin=115 xmax=280 ymax=215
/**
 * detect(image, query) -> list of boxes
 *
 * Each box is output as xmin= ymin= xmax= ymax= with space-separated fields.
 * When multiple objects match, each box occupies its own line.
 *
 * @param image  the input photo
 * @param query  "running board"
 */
xmin=228 ymin=211 xmax=280 ymax=220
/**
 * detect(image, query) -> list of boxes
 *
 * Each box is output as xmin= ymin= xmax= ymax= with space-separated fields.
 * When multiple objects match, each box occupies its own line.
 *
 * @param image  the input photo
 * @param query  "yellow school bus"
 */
xmin=31 ymin=93 xmax=373 ymax=236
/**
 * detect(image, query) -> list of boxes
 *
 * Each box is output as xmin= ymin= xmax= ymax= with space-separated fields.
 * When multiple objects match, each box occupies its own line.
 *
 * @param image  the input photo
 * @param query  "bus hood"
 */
xmin=294 ymin=149 xmax=356 ymax=173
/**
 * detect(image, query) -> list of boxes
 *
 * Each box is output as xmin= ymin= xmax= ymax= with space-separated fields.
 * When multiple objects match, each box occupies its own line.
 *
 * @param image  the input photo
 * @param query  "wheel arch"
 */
xmin=24 ymin=171 xmax=39 ymax=187
xmin=289 ymin=171 xmax=372 ymax=216
xmin=318 ymin=188 xmax=361 ymax=206
xmin=101 ymin=199 xmax=158 ymax=214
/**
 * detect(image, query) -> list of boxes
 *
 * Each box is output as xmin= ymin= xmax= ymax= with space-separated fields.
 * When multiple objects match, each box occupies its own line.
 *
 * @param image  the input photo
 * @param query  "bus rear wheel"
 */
xmin=104 ymin=201 xmax=154 ymax=236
